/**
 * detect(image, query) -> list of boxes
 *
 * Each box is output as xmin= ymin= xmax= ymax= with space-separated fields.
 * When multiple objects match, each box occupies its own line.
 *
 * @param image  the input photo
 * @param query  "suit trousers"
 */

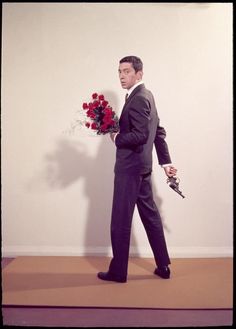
xmin=109 ymin=172 xmax=171 ymax=278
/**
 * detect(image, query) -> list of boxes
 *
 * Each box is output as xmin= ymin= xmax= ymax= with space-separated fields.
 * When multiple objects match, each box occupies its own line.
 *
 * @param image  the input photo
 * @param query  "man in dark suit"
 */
xmin=98 ymin=56 xmax=177 ymax=283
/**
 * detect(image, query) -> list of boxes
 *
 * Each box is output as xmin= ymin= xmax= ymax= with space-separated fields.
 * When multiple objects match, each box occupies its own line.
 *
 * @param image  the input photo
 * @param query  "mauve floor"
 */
xmin=2 ymin=258 xmax=233 ymax=327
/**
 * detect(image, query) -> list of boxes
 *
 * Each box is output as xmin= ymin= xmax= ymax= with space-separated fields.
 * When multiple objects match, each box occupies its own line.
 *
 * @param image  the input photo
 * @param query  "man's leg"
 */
xmin=108 ymin=173 xmax=142 ymax=278
xmin=136 ymin=173 xmax=170 ymax=267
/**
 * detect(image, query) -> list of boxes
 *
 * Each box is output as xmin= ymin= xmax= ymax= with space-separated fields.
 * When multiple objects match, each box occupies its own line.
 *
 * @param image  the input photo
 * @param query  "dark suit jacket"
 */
xmin=115 ymin=84 xmax=171 ymax=174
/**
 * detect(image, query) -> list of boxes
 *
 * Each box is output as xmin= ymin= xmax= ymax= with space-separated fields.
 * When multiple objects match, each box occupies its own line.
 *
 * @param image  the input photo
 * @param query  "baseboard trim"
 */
xmin=2 ymin=245 xmax=233 ymax=258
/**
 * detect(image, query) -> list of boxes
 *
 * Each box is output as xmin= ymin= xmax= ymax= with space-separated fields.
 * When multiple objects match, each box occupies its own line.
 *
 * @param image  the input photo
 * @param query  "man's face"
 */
xmin=118 ymin=62 xmax=142 ymax=90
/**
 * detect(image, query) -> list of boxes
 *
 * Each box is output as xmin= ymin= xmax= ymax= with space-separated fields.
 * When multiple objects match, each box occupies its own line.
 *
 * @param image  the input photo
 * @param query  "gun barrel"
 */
xmin=171 ymin=186 xmax=185 ymax=198
xmin=168 ymin=177 xmax=185 ymax=198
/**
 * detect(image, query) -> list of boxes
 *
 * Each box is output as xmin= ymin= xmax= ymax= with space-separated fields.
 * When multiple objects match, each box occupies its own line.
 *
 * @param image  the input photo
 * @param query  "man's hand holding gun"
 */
xmin=163 ymin=165 xmax=185 ymax=198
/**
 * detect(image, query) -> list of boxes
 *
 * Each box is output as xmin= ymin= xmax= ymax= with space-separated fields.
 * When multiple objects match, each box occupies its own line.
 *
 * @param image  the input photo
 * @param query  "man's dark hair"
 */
xmin=119 ymin=56 xmax=143 ymax=73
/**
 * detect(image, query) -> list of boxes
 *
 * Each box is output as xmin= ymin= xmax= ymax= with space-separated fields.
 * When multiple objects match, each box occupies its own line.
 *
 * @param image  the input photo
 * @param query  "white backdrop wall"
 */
xmin=2 ymin=3 xmax=233 ymax=258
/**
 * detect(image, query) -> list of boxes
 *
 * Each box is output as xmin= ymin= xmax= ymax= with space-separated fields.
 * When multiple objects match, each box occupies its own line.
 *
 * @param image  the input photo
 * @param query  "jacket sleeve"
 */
xmin=115 ymin=96 xmax=150 ymax=148
xmin=154 ymin=125 xmax=172 ymax=165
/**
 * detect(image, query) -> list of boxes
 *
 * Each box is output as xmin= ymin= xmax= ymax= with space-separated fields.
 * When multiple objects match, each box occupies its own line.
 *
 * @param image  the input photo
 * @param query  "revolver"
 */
xmin=167 ymin=176 xmax=185 ymax=198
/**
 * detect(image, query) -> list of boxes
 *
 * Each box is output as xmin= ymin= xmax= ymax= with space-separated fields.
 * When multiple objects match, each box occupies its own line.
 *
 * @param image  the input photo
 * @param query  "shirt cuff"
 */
xmin=161 ymin=163 xmax=172 ymax=168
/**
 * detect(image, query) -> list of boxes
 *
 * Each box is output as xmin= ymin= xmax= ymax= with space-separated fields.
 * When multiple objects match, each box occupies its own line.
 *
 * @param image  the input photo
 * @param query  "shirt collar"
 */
xmin=127 ymin=81 xmax=144 ymax=97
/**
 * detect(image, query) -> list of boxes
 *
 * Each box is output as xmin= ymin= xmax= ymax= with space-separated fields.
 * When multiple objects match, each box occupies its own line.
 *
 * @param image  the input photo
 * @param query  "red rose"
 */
xmin=100 ymin=123 xmax=108 ymax=131
xmin=102 ymin=100 xmax=108 ymax=107
xmin=103 ymin=116 xmax=112 ymax=124
xmin=104 ymin=107 xmax=112 ymax=115
xmin=91 ymin=122 xmax=98 ymax=130
xmin=87 ymin=109 xmax=96 ymax=119
xmin=98 ymin=94 xmax=104 ymax=101
xmin=93 ymin=100 xmax=99 ymax=108
xmin=92 ymin=93 xmax=98 ymax=99
xmin=85 ymin=122 xmax=90 ymax=128
xmin=88 ymin=102 xmax=94 ymax=110
xmin=83 ymin=103 xmax=88 ymax=109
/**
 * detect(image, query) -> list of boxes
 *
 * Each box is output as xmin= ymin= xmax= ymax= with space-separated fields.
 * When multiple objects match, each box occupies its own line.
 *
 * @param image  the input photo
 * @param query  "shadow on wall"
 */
xmin=44 ymin=136 xmax=116 ymax=257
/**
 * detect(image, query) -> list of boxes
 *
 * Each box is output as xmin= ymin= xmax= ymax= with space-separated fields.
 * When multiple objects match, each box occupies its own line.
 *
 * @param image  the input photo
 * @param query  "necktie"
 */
xmin=125 ymin=93 xmax=128 ymax=102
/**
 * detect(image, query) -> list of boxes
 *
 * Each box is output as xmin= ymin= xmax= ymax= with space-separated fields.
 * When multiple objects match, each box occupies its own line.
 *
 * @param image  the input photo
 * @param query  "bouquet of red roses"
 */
xmin=82 ymin=93 xmax=119 ymax=135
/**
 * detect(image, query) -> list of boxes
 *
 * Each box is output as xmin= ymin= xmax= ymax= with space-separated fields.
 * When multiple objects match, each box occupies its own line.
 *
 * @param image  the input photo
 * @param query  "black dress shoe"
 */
xmin=154 ymin=266 xmax=170 ymax=279
xmin=97 ymin=271 xmax=127 ymax=283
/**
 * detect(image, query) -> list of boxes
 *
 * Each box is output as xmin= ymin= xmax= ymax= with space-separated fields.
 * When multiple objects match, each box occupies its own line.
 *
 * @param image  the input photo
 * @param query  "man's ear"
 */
xmin=137 ymin=70 xmax=143 ymax=80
